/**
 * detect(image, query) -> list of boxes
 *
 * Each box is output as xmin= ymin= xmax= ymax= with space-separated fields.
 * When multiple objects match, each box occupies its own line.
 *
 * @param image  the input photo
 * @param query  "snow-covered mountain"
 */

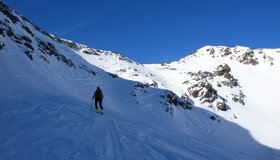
xmin=1 ymin=2 xmax=280 ymax=159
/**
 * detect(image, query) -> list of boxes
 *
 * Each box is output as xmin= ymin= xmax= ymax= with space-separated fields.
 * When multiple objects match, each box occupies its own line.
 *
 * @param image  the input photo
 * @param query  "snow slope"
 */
xmin=1 ymin=2 xmax=280 ymax=160
xmin=145 ymin=46 xmax=280 ymax=150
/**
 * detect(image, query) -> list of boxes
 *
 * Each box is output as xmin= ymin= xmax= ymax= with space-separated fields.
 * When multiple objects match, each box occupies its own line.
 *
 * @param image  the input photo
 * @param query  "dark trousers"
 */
xmin=95 ymin=99 xmax=103 ymax=110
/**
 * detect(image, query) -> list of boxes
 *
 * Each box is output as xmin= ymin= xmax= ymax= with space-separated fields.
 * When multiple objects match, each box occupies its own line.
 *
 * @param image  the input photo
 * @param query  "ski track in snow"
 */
xmin=1 ymin=97 xmax=272 ymax=160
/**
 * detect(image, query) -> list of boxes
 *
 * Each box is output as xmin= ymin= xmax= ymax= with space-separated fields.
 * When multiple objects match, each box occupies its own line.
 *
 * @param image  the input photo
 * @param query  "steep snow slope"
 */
xmin=1 ymin=2 xmax=280 ymax=160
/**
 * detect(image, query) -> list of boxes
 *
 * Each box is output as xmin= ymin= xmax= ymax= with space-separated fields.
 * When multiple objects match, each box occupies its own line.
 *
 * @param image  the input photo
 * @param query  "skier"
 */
xmin=92 ymin=87 xmax=104 ymax=114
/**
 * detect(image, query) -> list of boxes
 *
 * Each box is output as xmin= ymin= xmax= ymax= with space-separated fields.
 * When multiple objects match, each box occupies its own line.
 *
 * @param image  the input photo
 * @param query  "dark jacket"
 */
xmin=93 ymin=88 xmax=104 ymax=100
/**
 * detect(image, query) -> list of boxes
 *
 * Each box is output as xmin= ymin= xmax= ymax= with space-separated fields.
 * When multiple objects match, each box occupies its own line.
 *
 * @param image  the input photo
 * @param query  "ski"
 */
xmin=95 ymin=112 xmax=104 ymax=115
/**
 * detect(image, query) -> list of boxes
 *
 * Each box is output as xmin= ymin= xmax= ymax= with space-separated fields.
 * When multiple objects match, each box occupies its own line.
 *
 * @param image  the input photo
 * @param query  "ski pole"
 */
xmin=90 ymin=99 xmax=93 ymax=111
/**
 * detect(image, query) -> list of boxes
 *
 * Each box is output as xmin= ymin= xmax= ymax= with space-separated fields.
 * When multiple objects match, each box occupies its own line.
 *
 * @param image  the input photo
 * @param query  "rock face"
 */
xmin=231 ymin=91 xmax=246 ymax=105
xmin=214 ymin=64 xmax=231 ymax=76
xmin=182 ymin=63 xmax=243 ymax=111
xmin=214 ymin=64 xmax=239 ymax=88
xmin=188 ymin=81 xmax=218 ymax=103
xmin=239 ymin=51 xmax=259 ymax=65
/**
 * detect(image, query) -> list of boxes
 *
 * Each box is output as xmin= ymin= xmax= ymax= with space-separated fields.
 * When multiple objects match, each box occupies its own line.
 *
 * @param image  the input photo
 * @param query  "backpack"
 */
xmin=94 ymin=89 xmax=103 ymax=99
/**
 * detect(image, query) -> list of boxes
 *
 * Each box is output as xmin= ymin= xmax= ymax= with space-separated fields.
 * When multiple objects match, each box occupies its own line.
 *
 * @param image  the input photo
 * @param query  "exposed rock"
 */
xmin=57 ymin=54 xmax=75 ymax=68
xmin=223 ymin=72 xmax=232 ymax=79
xmin=113 ymin=51 xmax=133 ymax=63
xmin=11 ymin=34 xmax=22 ymax=44
xmin=117 ymin=69 xmax=127 ymax=73
xmin=188 ymin=82 xmax=218 ymax=103
xmin=40 ymin=55 xmax=50 ymax=64
xmin=0 ymin=28 xmax=4 ymax=36
xmin=135 ymin=83 xmax=149 ymax=89
xmin=207 ymin=47 xmax=215 ymax=55
xmin=130 ymin=91 xmax=136 ymax=97
xmin=6 ymin=28 xmax=14 ymax=37
xmin=23 ymin=42 xmax=34 ymax=51
xmin=230 ymin=91 xmax=246 ymax=105
xmin=262 ymin=54 xmax=274 ymax=66
xmin=238 ymin=91 xmax=245 ymax=105
xmin=37 ymin=38 xmax=58 ymax=56
xmin=209 ymin=115 xmax=220 ymax=122
xmin=214 ymin=64 xmax=239 ymax=88
xmin=148 ymin=81 xmax=158 ymax=88
xmin=232 ymin=96 xmax=238 ymax=102
xmin=222 ymin=47 xmax=232 ymax=57
xmin=108 ymin=73 xmax=118 ymax=78
xmin=210 ymin=48 xmax=215 ymax=55
xmin=238 ymin=51 xmax=259 ymax=66
xmin=217 ymin=101 xmax=227 ymax=111
xmin=0 ymin=2 xmax=20 ymax=24
xmin=78 ymin=65 xmax=96 ymax=76
xmin=165 ymin=91 xmax=192 ymax=110
xmin=162 ymin=67 xmax=177 ymax=70
xmin=21 ymin=35 xmax=32 ymax=43
xmin=36 ymin=38 xmax=75 ymax=68
xmin=214 ymin=63 xmax=231 ymax=76
xmin=24 ymin=51 xmax=33 ymax=60
xmin=0 ymin=42 xmax=5 ymax=49
xmin=22 ymin=25 xmax=34 ymax=37
xmin=189 ymin=90 xmax=199 ymax=98
xmin=82 ymin=50 xmax=99 ymax=56
xmin=220 ymin=78 xmax=239 ymax=88
xmin=165 ymin=106 xmax=174 ymax=115
xmin=188 ymin=71 xmax=214 ymax=81
xmin=52 ymin=35 xmax=80 ymax=50
xmin=209 ymin=115 xmax=216 ymax=121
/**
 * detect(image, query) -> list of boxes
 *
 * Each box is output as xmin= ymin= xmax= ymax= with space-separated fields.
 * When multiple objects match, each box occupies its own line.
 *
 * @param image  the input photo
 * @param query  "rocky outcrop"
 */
xmin=214 ymin=64 xmax=239 ymax=88
xmin=214 ymin=64 xmax=231 ymax=76
xmin=36 ymin=38 xmax=75 ymax=68
xmin=188 ymin=82 xmax=217 ymax=103
xmin=202 ymin=46 xmax=276 ymax=66
xmin=238 ymin=51 xmax=259 ymax=65
xmin=131 ymin=83 xmax=192 ymax=114
xmin=231 ymin=91 xmax=246 ymax=105
xmin=0 ymin=2 xmax=20 ymax=24
xmin=209 ymin=114 xmax=220 ymax=122
xmin=183 ymin=63 xmax=245 ymax=111
xmin=221 ymin=47 xmax=233 ymax=57
xmin=217 ymin=101 xmax=227 ymax=111
xmin=166 ymin=92 xmax=192 ymax=110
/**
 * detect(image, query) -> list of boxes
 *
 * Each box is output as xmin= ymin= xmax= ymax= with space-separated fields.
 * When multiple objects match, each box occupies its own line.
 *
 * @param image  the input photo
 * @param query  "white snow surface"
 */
xmin=1 ymin=3 xmax=280 ymax=160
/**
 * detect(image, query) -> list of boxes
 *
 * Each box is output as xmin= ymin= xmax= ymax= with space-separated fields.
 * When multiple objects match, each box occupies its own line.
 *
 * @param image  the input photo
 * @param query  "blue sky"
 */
xmin=5 ymin=0 xmax=280 ymax=63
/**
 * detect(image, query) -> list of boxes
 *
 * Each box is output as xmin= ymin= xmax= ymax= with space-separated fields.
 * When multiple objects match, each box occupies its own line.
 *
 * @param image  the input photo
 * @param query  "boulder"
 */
xmin=217 ymin=101 xmax=227 ymax=111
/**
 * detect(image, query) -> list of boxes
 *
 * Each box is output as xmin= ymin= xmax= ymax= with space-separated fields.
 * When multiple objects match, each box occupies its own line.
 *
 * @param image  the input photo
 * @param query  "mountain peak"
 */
xmin=176 ymin=45 xmax=279 ymax=67
xmin=195 ymin=45 xmax=251 ymax=55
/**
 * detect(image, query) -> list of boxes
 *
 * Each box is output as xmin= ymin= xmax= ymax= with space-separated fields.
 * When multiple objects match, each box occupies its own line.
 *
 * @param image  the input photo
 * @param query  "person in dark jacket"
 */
xmin=92 ymin=87 xmax=104 ymax=114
